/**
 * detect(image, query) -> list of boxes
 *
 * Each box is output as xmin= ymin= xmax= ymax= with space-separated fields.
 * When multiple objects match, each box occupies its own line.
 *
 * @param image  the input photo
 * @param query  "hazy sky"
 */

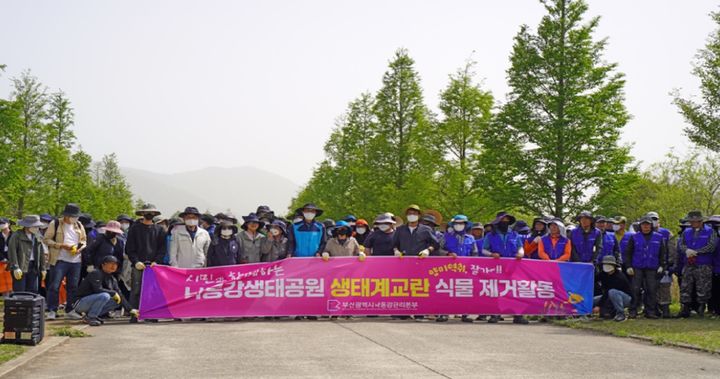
xmin=1 ymin=0 xmax=717 ymax=185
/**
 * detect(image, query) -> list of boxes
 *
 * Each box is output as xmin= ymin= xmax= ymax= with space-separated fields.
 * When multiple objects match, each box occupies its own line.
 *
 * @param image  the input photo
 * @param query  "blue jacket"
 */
xmin=681 ymin=225 xmax=716 ymax=266
xmin=619 ymin=232 xmax=634 ymax=264
xmin=288 ymin=221 xmax=326 ymax=257
xmin=596 ymin=231 xmax=620 ymax=264
xmin=483 ymin=231 xmax=521 ymax=257
xmin=443 ymin=232 xmax=476 ymax=256
xmin=627 ymin=232 xmax=666 ymax=269
xmin=570 ymin=227 xmax=602 ymax=263
xmin=207 ymin=235 xmax=241 ymax=267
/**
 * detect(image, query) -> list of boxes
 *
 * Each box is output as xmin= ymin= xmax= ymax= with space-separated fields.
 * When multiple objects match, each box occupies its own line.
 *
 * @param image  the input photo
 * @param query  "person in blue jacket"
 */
xmin=570 ymin=211 xmax=603 ymax=264
xmin=440 ymin=215 xmax=477 ymax=258
xmin=287 ymin=203 xmax=326 ymax=258
xmin=595 ymin=216 xmax=621 ymax=265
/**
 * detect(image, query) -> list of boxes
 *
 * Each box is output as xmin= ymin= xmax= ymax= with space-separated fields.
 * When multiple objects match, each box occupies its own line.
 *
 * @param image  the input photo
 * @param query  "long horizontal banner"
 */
xmin=139 ymin=257 xmax=594 ymax=319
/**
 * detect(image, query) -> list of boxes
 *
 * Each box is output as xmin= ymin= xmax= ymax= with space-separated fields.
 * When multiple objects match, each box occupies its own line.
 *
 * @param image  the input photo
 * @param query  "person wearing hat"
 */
xmin=392 ymin=205 xmax=439 ymax=258
xmin=482 ymin=212 xmax=528 ymax=324
xmin=354 ymin=219 xmax=370 ymax=246
xmin=594 ymin=216 xmax=621 ymax=265
xmin=645 ymin=211 xmax=673 ymax=245
xmin=524 ymin=217 xmax=548 ymax=259
xmin=613 ymin=216 xmax=634 ymax=264
xmin=116 ymin=214 xmax=134 ymax=235
xmin=261 ymin=220 xmax=289 ymax=262
xmin=677 ymin=211 xmax=717 ymax=318
xmin=238 ymin=213 xmax=266 ymax=264
xmin=594 ymin=256 xmax=632 ymax=322
xmin=207 ymin=219 xmax=241 ymax=267
xmin=440 ymin=215 xmax=478 ymax=258
xmin=364 ymin=214 xmax=397 ymax=256
xmin=125 ymin=203 xmax=167 ymax=319
xmin=44 ymin=203 xmax=87 ymax=320
xmin=170 ymin=206 xmax=211 ymax=269
xmin=85 ymin=220 xmax=125 ymax=271
xmin=624 ymin=217 xmax=667 ymax=319
xmin=200 ymin=213 xmax=217 ymax=237
xmin=287 ymin=203 xmax=327 ymax=258
xmin=6 ymin=215 xmax=46 ymax=293
xmin=321 ymin=221 xmax=362 ymax=260
xmin=0 ymin=217 xmax=14 ymax=295
xmin=342 ymin=215 xmax=357 ymax=229
xmin=537 ymin=219 xmax=572 ymax=261
xmin=569 ymin=211 xmax=603 ymax=264
xmin=420 ymin=213 xmax=443 ymax=241
xmin=66 ymin=255 xmax=138 ymax=326
xmin=154 ymin=216 xmax=169 ymax=233
xmin=470 ymin=222 xmax=485 ymax=255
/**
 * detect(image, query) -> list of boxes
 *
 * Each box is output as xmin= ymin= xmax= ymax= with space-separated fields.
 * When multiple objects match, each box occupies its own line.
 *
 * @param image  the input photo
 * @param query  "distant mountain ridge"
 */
xmin=121 ymin=166 xmax=299 ymax=217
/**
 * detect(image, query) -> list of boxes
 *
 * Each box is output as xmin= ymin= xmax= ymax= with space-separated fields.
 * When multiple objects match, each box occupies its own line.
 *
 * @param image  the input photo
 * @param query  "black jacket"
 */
xmin=207 ymin=236 xmax=241 ymax=267
xmin=598 ymin=269 xmax=632 ymax=304
xmin=77 ymin=270 xmax=131 ymax=311
xmin=86 ymin=234 xmax=125 ymax=269
xmin=125 ymin=222 xmax=166 ymax=264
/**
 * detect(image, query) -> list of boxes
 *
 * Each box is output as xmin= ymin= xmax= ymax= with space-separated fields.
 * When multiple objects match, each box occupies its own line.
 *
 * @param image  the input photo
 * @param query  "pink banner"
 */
xmin=139 ymin=257 xmax=594 ymax=319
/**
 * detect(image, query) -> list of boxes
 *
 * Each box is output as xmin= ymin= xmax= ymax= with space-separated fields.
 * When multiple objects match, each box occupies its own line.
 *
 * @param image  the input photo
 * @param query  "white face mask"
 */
xmin=453 ymin=224 xmax=466 ymax=232
xmin=406 ymin=214 xmax=419 ymax=223
xmin=612 ymin=224 xmax=620 ymax=232
xmin=220 ymin=229 xmax=233 ymax=237
xmin=185 ymin=219 xmax=199 ymax=227
xmin=270 ymin=228 xmax=281 ymax=236
xmin=121 ymin=223 xmax=130 ymax=231
xmin=602 ymin=265 xmax=615 ymax=273
xmin=356 ymin=227 xmax=367 ymax=235
xmin=378 ymin=224 xmax=390 ymax=232
xmin=303 ymin=212 xmax=316 ymax=221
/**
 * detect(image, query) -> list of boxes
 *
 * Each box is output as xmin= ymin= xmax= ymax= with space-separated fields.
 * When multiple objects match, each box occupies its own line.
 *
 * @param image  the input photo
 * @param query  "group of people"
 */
xmin=2 ymin=201 xmax=720 ymax=326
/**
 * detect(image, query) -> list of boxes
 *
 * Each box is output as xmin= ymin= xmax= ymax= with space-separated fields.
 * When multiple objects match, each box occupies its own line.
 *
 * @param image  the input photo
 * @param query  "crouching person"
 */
xmin=66 ymin=255 xmax=137 ymax=326
xmin=594 ymin=256 xmax=632 ymax=322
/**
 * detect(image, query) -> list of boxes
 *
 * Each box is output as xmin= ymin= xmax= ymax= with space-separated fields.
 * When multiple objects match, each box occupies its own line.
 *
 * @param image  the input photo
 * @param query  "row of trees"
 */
xmin=290 ymin=0 xmax=634 ymax=222
xmin=0 ymin=67 xmax=134 ymax=221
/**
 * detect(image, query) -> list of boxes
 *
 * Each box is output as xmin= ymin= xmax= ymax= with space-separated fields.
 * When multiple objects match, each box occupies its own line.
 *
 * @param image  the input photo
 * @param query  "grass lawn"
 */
xmin=555 ymin=316 xmax=720 ymax=352
xmin=0 ymin=344 xmax=25 ymax=365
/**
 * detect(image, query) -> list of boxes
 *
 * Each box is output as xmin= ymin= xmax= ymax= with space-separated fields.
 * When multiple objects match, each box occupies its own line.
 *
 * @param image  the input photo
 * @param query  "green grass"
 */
xmin=555 ymin=316 xmax=720 ymax=352
xmin=49 ymin=326 xmax=89 ymax=338
xmin=0 ymin=344 xmax=26 ymax=365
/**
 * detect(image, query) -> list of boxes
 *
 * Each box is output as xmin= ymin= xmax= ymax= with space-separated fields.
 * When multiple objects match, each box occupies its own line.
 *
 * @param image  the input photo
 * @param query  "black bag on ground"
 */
xmin=2 ymin=292 xmax=45 ymax=346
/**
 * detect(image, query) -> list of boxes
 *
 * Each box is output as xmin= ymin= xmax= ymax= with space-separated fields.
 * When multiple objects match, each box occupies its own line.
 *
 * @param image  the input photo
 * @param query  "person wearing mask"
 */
xmin=65 ymin=255 xmax=137 ymax=326
xmin=321 ymin=221 xmax=362 ymax=260
xmin=393 ymin=205 xmax=439 ymax=258
xmin=154 ymin=216 xmax=169 ymax=233
xmin=594 ymin=256 xmax=632 ymax=322
xmin=537 ymin=219 xmax=572 ymax=261
xmin=524 ymin=217 xmax=548 ymax=259
xmin=342 ymin=215 xmax=357 ymax=230
xmin=646 ymin=211 xmax=672 ymax=245
xmin=238 ymin=213 xmax=266 ymax=264
xmin=207 ymin=219 xmax=241 ymax=267
xmin=170 ymin=207 xmax=211 ymax=269
xmin=85 ymin=220 xmax=125 ymax=271
xmin=7 ymin=215 xmax=46 ymax=293
xmin=482 ymin=212 xmax=527 ymax=325
xmin=117 ymin=214 xmax=134 ymax=237
xmin=440 ymin=215 xmax=477 ymax=258
xmin=200 ymin=214 xmax=217 ymax=237
xmin=125 ymin=204 xmax=166 ymax=322
xmin=364 ymin=214 xmax=397 ymax=256
xmin=287 ymin=203 xmax=327 ymax=258
xmin=354 ymin=219 xmax=370 ymax=246
xmin=677 ymin=211 xmax=717 ymax=318
xmin=470 ymin=223 xmax=484 ymax=254
xmin=613 ymin=216 xmax=634 ymax=264
xmin=570 ymin=211 xmax=603 ymax=264
xmin=44 ymin=203 xmax=87 ymax=320
xmin=595 ymin=216 xmax=620 ymax=265
xmin=261 ymin=220 xmax=289 ymax=262
xmin=625 ymin=217 xmax=667 ymax=319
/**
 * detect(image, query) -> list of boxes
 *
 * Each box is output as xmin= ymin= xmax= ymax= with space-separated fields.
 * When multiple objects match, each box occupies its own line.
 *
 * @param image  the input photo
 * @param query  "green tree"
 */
xmin=435 ymin=61 xmax=494 ymax=219
xmin=92 ymin=153 xmax=134 ymax=220
xmin=674 ymin=11 xmax=720 ymax=152
xmin=477 ymin=0 xmax=632 ymax=219
xmin=43 ymin=91 xmax=77 ymax=214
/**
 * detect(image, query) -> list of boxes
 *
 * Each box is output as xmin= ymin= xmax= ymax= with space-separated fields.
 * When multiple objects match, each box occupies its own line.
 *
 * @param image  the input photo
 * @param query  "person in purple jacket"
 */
xmin=677 ymin=211 xmax=717 ymax=318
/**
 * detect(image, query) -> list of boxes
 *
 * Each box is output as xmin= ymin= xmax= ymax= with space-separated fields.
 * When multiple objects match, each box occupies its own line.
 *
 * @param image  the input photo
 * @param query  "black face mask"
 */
xmin=143 ymin=214 xmax=154 ymax=221
xmin=105 ymin=232 xmax=117 ymax=239
xmin=497 ymin=222 xmax=510 ymax=233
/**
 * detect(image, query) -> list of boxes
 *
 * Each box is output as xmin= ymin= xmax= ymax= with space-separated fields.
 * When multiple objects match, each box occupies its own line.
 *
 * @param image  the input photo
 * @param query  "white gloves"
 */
xmin=533 ymin=236 xmax=542 ymax=244
xmin=515 ymin=253 xmax=524 ymax=260
xmin=321 ymin=252 xmax=330 ymax=261
xmin=358 ymin=252 xmax=366 ymax=262
xmin=87 ymin=265 xmax=95 ymax=273
xmin=394 ymin=249 xmax=403 ymax=257
xmin=135 ymin=262 xmax=146 ymax=271
xmin=657 ymin=266 xmax=664 ymax=274
xmin=418 ymin=249 xmax=430 ymax=258
xmin=129 ymin=309 xmax=139 ymax=318
xmin=13 ymin=269 xmax=22 ymax=280
xmin=627 ymin=267 xmax=635 ymax=276
xmin=685 ymin=249 xmax=698 ymax=257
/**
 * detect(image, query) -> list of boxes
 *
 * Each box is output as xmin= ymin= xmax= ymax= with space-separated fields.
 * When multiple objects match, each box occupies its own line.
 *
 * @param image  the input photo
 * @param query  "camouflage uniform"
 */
xmin=680 ymin=265 xmax=713 ymax=304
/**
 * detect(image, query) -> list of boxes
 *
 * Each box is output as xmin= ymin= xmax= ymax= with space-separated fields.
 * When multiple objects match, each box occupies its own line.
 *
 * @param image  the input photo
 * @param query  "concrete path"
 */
xmin=8 ymin=318 xmax=720 ymax=378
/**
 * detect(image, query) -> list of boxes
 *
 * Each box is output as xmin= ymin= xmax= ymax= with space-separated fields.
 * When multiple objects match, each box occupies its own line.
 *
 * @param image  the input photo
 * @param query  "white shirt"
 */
xmin=58 ymin=222 xmax=81 ymax=263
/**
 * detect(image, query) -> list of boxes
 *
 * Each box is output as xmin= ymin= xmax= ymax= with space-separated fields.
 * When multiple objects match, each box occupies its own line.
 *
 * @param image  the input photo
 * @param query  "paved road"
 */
xmin=10 ymin=318 xmax=720 ymax=378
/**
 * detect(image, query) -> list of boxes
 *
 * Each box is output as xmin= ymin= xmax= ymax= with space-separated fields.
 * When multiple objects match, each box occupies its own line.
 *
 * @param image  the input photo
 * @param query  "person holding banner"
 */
xmin=262 ymin=220 xmax=289 ymax=261
xmin=392 ymin=205 xmax=439 ymax=258
xmin=440 ymin=215 xmax=477 ymax=258
xmin=364 ymin=214 xmax=396 ymax=256
xmin=320 ymin=221 xmax=362 ymax=260
xmin=482 ymin=212 xmax=528 ymax=324
xmin=238 ymin=213 xmax=266 ymax=264
xmin=287 ymin=203 xmax=326 ymax=258
xmin=537 ymin=219 xmax=571 ymax=261
xmin=523 ymin=217 xmax=548 ymax=259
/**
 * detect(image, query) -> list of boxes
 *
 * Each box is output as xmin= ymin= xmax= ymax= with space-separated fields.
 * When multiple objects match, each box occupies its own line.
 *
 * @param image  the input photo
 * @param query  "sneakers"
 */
xmin=65 ymin=310 xmax=83 ymax=320
xmin=435 ymin=315 xmax=449 ymax=322
xmin=46 ymin=311 xmax=57 ymax=320
xmin=487 ymin=315 xmax=500 ymax=323
xmin=512 ymin=316 xmax=529 ymax=325
xmin=613 ymin=313 xmax=627 ymax=322
xmin=461 ymin=315 xmax=474 ymax=323
xmin=88 ymin=318 xmax=102 ymax=327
